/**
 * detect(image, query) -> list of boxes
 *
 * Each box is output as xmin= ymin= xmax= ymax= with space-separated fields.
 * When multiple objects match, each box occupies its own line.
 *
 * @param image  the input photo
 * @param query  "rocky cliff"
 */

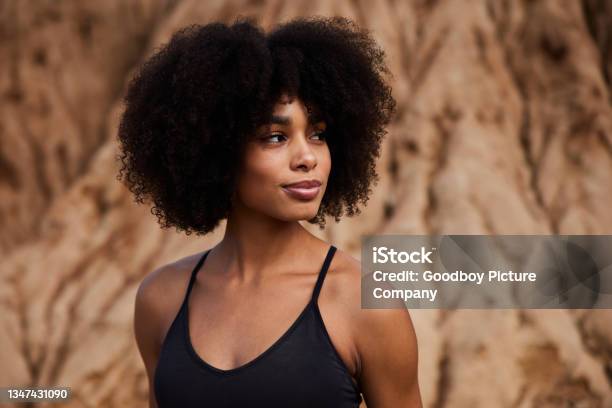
xmin=1 ymin=0 xmax=610 ymax=407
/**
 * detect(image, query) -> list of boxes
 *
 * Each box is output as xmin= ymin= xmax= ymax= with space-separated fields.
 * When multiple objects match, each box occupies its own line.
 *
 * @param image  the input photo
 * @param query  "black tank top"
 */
xmin=154 ymin=245 xmax=363 ymax=407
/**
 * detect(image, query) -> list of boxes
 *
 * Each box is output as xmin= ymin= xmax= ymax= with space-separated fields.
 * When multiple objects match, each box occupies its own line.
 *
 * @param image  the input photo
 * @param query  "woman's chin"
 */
xmin=278 ymin=208 xmax=320 ymax=222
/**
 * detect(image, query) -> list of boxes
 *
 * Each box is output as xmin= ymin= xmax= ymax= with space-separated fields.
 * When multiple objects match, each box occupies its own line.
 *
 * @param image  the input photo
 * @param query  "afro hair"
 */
xmin=116 ymin=15 xmax=396 ymax=235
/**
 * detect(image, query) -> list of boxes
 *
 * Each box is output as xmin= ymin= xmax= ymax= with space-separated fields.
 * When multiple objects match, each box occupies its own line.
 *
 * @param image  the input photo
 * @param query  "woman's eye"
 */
xmin=262 ymin=131 xmax=326 ymax=143
xmin=266 ymin=133 xmax=286 ymax=143
xmin=312 ymin=131 xmax=327 ymax=141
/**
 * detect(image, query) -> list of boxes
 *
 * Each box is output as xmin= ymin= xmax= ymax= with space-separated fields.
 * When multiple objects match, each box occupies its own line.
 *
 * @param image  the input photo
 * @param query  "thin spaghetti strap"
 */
xmin=311 ymin=245 xmax=337 ymax=303
xmin=185 ymin=249 xmax=211 ymax=300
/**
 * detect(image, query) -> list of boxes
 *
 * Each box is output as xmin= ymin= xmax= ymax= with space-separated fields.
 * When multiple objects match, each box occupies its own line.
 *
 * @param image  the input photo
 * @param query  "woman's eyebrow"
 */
xmin=269 ymin=114 xmax=326 ymax=126
xmin=271 ymin=115 xmax=291 ymax=125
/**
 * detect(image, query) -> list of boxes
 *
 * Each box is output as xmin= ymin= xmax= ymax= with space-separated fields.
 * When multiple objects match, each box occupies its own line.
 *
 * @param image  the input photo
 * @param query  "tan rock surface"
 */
xmin=1 ymin=0 xmax=610 ymax=407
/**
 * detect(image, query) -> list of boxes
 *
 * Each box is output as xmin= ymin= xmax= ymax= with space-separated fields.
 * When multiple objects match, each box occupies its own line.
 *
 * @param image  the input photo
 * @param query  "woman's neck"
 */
xmin=215 ymin=208 xmax=322 ymax=284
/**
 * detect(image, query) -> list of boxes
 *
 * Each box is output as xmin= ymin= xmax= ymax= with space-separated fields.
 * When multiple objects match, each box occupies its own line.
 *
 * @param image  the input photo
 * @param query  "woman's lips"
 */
xmin=281 ymin=185 xmax=321 ymax=201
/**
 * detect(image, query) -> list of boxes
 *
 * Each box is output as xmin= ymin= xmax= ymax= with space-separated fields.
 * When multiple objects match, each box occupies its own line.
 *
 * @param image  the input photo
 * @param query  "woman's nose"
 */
xmin=291 ymin=135 xmax=317 ymax=171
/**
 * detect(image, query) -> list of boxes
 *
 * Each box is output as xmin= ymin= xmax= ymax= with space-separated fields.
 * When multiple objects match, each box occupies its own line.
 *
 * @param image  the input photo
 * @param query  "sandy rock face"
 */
xmin=1 ymin=0 xmax=610 ymax=407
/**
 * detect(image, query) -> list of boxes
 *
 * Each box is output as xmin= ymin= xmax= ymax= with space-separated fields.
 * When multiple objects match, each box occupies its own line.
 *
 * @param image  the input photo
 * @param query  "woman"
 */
xmin=120 ymin=16 xmax=422 ymax=407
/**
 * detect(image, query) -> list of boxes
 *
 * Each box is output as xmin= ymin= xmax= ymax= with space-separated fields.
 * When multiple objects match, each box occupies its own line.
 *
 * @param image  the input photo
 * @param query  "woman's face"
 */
xmin=234 ymin=94 xmax=331 ymax=222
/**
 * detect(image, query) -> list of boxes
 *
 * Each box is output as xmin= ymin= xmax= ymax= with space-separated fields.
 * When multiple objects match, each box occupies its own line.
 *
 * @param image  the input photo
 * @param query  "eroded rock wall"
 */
xmin=1 ymin=1 xmax=610 ymax=407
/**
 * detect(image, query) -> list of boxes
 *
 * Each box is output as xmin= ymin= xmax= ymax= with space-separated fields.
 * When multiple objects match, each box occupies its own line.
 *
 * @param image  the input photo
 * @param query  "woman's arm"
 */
xmin=355 ymin=307 xmax=422 ymax=407
xmin=134 ymin=270 xmax=168 ymax=408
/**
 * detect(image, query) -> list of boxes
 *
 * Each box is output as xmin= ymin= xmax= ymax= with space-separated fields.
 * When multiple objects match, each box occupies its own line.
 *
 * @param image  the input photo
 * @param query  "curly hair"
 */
xmin=116 ymin=15 xmax=396 ymax=235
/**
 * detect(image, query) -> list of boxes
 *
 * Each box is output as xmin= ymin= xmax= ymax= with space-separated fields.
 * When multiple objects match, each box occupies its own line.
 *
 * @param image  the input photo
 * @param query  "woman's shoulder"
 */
xmin=135 ymin=251 xmax=208 ymax=343
xmin=326 ymin=246 xmax=419 ymax=388
xmin=318 ymin=247 xmax=365 ymax=339
xmin=142 ymin=251 xmax=205 ymax=288
xmin=327 ymin=246 xmax=417 ymax=345
xmin=325 ymin=247 xmax=362 ymax=301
